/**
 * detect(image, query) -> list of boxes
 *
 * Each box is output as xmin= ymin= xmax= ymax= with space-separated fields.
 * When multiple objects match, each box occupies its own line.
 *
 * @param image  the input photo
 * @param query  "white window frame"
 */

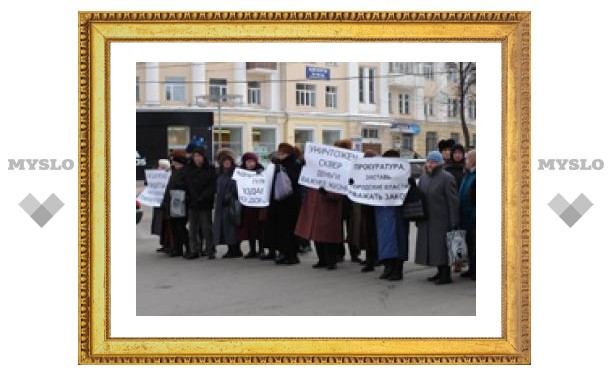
xmin=209 ymin=78 xmax=228 ymax=101
xmin=358 ymin=67 xmax=365 ymax=103
xmin=165 ymin=76 xmax=186 ymax=102
xmin=361 ymin=127 xmax=379 ymax=140
xmin=425 ymin=131 xmax=438 ymax=154
xmin=401 ymin=133 xmax=414 ymax=151
xmin=247 ymin=81 xmax=262 ymax=105
xmin=468 ymin=99 xmax=476 ymax=119
xmin=296 ymin=83 xmax=316 ymax=107
xmin=251 ymin=124 xmax=279 ymax=160
xmin=425 ymin=98 xmax=434 ymax=116
xmin=447 ymin=98 xmax=459 ymax=117
xmin=398 ymin=93 xmax=410 ymax=115
xmin=294 ymin=126 xmax=317 ymax=151
xmin=213 ymin=123 xmax=244 ymax=159
xmin=325 ymin=86 xmax=338 ymax=108
xmin=322 ymin=127 xmax=343 ymax=146
xmin=423 ymin=62 xmax=434 ymax=79
xmin=368 ymin=68 xmax=375 ymax=104
xmin=167 ymin=125 xmax=190 ymax=150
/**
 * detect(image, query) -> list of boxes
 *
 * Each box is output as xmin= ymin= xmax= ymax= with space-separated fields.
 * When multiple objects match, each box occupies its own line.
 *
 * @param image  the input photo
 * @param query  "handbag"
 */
xmin=402 ymin=184 xmax=427 ymax=221
xmin=227 ymin=195 xmax=243 ymax=227
xmin=446 ymin=229 xmax=469 ymax=265
xmin=273 ymin=167 xmax=294 ymax=201
xmin=169 ymin=189 xmax=186 ymax=218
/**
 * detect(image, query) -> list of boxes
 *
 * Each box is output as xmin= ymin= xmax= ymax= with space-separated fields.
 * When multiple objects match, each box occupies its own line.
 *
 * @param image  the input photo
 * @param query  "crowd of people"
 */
xmin=146 ymin=138 xmax=476 ymax=284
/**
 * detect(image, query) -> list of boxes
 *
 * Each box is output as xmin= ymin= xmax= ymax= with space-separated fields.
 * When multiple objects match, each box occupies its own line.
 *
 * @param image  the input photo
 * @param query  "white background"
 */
xmin=0 ymin=0 xmax=611 ymax=375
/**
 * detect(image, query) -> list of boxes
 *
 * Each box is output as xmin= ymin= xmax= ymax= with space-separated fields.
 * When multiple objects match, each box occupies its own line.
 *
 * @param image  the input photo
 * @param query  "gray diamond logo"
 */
xmin=548 ymin=193 xmax=592 ymax=227
xmin=19 ymin=193 xmax=64 ymax=227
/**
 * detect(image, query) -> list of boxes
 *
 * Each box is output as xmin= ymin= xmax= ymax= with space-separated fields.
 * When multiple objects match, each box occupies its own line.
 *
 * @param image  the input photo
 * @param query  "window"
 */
xmin=165 ymin=76 xmax=185 ymax=102
xmin=450 ymin=133 xmax=460 ymax=143
xmin=423 ymin=62 xmax=434 ymax=79
xmin=209 ymin=78 xmax=228 ymax=101
xmin=294 ymin=129 xmax=314 ymax=152
xmin=358 ymin=67 xmax=365 ymax=103
xmin=325 ymin=62 xmax=339 ymax=67
xmin=424 ymin=98 xmax=434 ymax=116
xmin=296 ymin=83 xmax=316 ymax=107
xmin=136 ymin=76 xmax=140 ymax=102
xmin=447 ymin=98 xmax=459 ymax=117
xmin=247 ymin=81 xmax=261 ymax=105
xmin=469 ymin=99 xmax=476 ymax=119
xmin=323 ymin=129 xmax=342 ymax=145
xmin=167 ymin=126 xmax=190 ymax=150
xmin=252 ymin=128 xmax=276 ymax=161
xmin=361 ymin=128 xmax=379 ymax=139
xmin=325 ymin=86 xmax=338 ymax=108
xmin=472 ymin=133 xmax=476 ymax=148
xmin=426 ymin=131 xmax=438 ymax=154
xmin=388 ymin=92 xmax=393 ymax=113
xmin=368 ymin=68 xmax=375 ymax=104
xmin=402 ymin=133 xmax=414 ymax=151
xmin=213 ymin=127 xmax=242 ymax=158
xmin=398 ymin=94 xmax=410 ymax=114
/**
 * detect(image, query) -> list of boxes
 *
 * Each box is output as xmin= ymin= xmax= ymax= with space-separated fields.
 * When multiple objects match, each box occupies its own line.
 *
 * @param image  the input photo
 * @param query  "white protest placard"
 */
xmin=232 ymin=164 xmax=275 ymax=207
xmin=298 ymin=142 xmax=364 ymax=195
xmin=137 ymin=169 xmax=171 ymax=207
xmin=347 ymin=157 xmax=411 ymax=206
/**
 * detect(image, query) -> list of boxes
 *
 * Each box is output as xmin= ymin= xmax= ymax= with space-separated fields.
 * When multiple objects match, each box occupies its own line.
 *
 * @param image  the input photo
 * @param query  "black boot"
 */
xmin=260 ymin=249 xmax=276 ymax=260
xmin=379 ymin=260 xmax=392 ymax=279
xmin=326 ymin=246 xmax=337 ymax=270
xmin=387 ymin=259 xmax=404 ymax=281
xmin=435 ymin=265 xmax=453 ymax=285
xmin=229 ymin=244 xmax=242 ymax=258
xmin=312 ymin=243 xmax=327 ymax=268
xmin=427 ymin=266 xmax=441 ymax=282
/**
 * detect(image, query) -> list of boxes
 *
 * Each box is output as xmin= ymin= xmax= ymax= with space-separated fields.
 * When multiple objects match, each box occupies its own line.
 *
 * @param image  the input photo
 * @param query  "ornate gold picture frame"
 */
xmin=78 ymin=11 xmax=530 ymax=364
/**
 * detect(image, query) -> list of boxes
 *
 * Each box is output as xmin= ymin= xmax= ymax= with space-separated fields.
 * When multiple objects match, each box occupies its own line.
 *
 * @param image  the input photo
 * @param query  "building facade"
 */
xmin=136 ymin=62 xmax=476 ymax=163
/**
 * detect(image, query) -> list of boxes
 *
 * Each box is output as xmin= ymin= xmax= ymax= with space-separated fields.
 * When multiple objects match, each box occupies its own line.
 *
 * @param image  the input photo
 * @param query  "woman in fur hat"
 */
xmin=161 ymin=152 xmax=190 ymax=258
xmin=237 ymin=152 xmax=265 ymax=259
xmin=213 ymin=148 xmax=242 ymax=258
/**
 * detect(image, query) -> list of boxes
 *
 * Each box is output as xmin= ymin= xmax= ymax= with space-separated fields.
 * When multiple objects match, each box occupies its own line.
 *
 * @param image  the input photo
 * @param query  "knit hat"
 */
xmin=426 ymin=151 xmax=444 ymax=164
xmin=333 ymin=139 xmax=352 ymax=150
xmin=241 ymin=152 xmax=259 ymax=164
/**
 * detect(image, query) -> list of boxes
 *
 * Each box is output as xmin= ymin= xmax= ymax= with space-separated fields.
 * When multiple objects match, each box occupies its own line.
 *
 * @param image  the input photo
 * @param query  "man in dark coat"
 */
xmin=161 ymin=152 xmax=190 ymax=258
xmin=415 ymin=150 xmax=460 ymax=285
xmin=185 ymin=148 xmax=216 ymax=259
xmin=268 ymin=143 xmax=302 ymax=265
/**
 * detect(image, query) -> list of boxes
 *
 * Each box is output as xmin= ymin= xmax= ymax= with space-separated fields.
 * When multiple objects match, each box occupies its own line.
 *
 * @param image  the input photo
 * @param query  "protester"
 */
xmin=415 ymin=151 xmax=460 ymax=285
xmin=161 ymin=152 xmax=190 ymax=258
xmin=444 ymin=143 xmax=467 ymax=273
xmin=347 ymin=149 xmax=379 ymax=272
xmin=374 ymin=150 xmax=409 ymax=281
xmin=266 ymin=143 xmax=302 ymax=265
xmin=237 ymin=152 xmax=265 ymax=259
xmin=151 ymin=159 xmax=173 ymax=253
xmin=445 ymin=143 xmax=466 ymax=188
xmin=294 ymin=141 xmax=350 ymax=270
xmin=293 ymin=145 xmax=313 ymax=254
xmin=438 ymin=139 xmax=455 ymax=163
xmin=213 ymin=148 xmax=242 ymax=258
xmin=185 ymin=147 xmax=216 ymax=260
xmin=335 ymin=139 xmax=362 ymax=264
xmin=459 ymin=149 xmax=476 ymax=280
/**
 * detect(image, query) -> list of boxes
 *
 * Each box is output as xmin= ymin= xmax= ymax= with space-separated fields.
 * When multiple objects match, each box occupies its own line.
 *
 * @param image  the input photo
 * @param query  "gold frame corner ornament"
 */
xmin=78 ymin=11 xmax=530 ymax=365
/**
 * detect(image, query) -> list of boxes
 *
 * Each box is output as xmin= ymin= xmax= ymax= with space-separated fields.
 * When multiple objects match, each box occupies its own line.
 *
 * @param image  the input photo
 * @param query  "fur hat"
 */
xmin=171 ymin=151 xmax=188 ymax=165
xmin=438 ymin=139 xmax=455 ymax=151
xmin=277 ymin=143 xmax=295 ymax=156
xmin=333 ymin=139 xmax=352 ymax=150
xmin=451 ymin=143 xmax=465 ymax=155
xmin=363 ymin=149 xmax=378 ymax=158
xmin=382 ymin=149 xmax=400 ymax=158
xmin=241 ymin=152 xmax=259 ymax=164
xmin=216 ymin=148 xmax=236 ymax=163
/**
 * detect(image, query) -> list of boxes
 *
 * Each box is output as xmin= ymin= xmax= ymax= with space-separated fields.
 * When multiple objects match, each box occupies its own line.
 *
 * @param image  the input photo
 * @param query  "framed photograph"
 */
xmin=79 ymin=11 xmax=530 ymax=364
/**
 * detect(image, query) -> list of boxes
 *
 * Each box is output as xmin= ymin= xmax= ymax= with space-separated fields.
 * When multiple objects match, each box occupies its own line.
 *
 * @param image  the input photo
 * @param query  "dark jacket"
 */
xmin=185 ymin=160 xmax=216 ymax=210
xmin=161 ymin=166 xmax=188 ymax=216
xmin=445 ymin=161 xmax=466 ymax=189
xmin=459 ymin=169 xmax=476 ymax=232
xmin=213 ymin=166 xmax=239 ymax=245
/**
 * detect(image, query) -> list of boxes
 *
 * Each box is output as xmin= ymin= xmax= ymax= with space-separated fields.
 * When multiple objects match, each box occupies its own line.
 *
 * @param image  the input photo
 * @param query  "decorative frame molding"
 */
xmin=78 ymin=11 xmax=530 ymax=364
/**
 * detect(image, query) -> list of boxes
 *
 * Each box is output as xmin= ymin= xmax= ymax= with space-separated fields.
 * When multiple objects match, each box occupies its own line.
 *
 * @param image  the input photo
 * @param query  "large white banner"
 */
xmin=137 ymin=169 xmax=171 ymax=207
xmin=347 ymin=157 xmax=411 ymax=206
xmin=232 ymin=164 xmax=275 ymax=207
xmin=298 ymin=142 xmax=364 ymax=195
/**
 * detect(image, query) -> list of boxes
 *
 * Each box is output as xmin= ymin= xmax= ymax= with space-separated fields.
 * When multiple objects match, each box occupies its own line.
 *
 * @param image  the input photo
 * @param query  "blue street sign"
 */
xmin=306 ymin=66 xmax=331 ymax=80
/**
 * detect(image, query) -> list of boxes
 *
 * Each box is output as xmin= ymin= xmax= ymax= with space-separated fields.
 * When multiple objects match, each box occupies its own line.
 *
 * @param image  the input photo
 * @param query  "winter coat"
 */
xmin=185 ymin=161 xmax=216 ymax=210
xmin=459 ymin=169 xmax=476 ymax=232
xmin=445 ymin=161 xmax=466 ymax=189
xmin=295 ymin=188 xmax=344 ymax=243
xmin=213 ymin=166 xmax=239 ymax=246
xmin=348 ymin=202 xmax=377 ymax=251
xmin=237 ymin=162 xmax=264 ymax=241
xmin=264 ymin=154 xmax=302 ymax=250
xmin=415 ymin=166 xmax=460 ymax=267
xmin=375 ymin=206 xmax=408 ymax=261
xmin=161 ymin=167 xmax=188 ymax=217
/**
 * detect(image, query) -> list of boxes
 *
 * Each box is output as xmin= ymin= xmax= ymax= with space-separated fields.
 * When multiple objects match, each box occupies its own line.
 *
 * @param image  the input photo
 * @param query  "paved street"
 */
xmin=137 ymin=203 xmax=475 ymax=316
